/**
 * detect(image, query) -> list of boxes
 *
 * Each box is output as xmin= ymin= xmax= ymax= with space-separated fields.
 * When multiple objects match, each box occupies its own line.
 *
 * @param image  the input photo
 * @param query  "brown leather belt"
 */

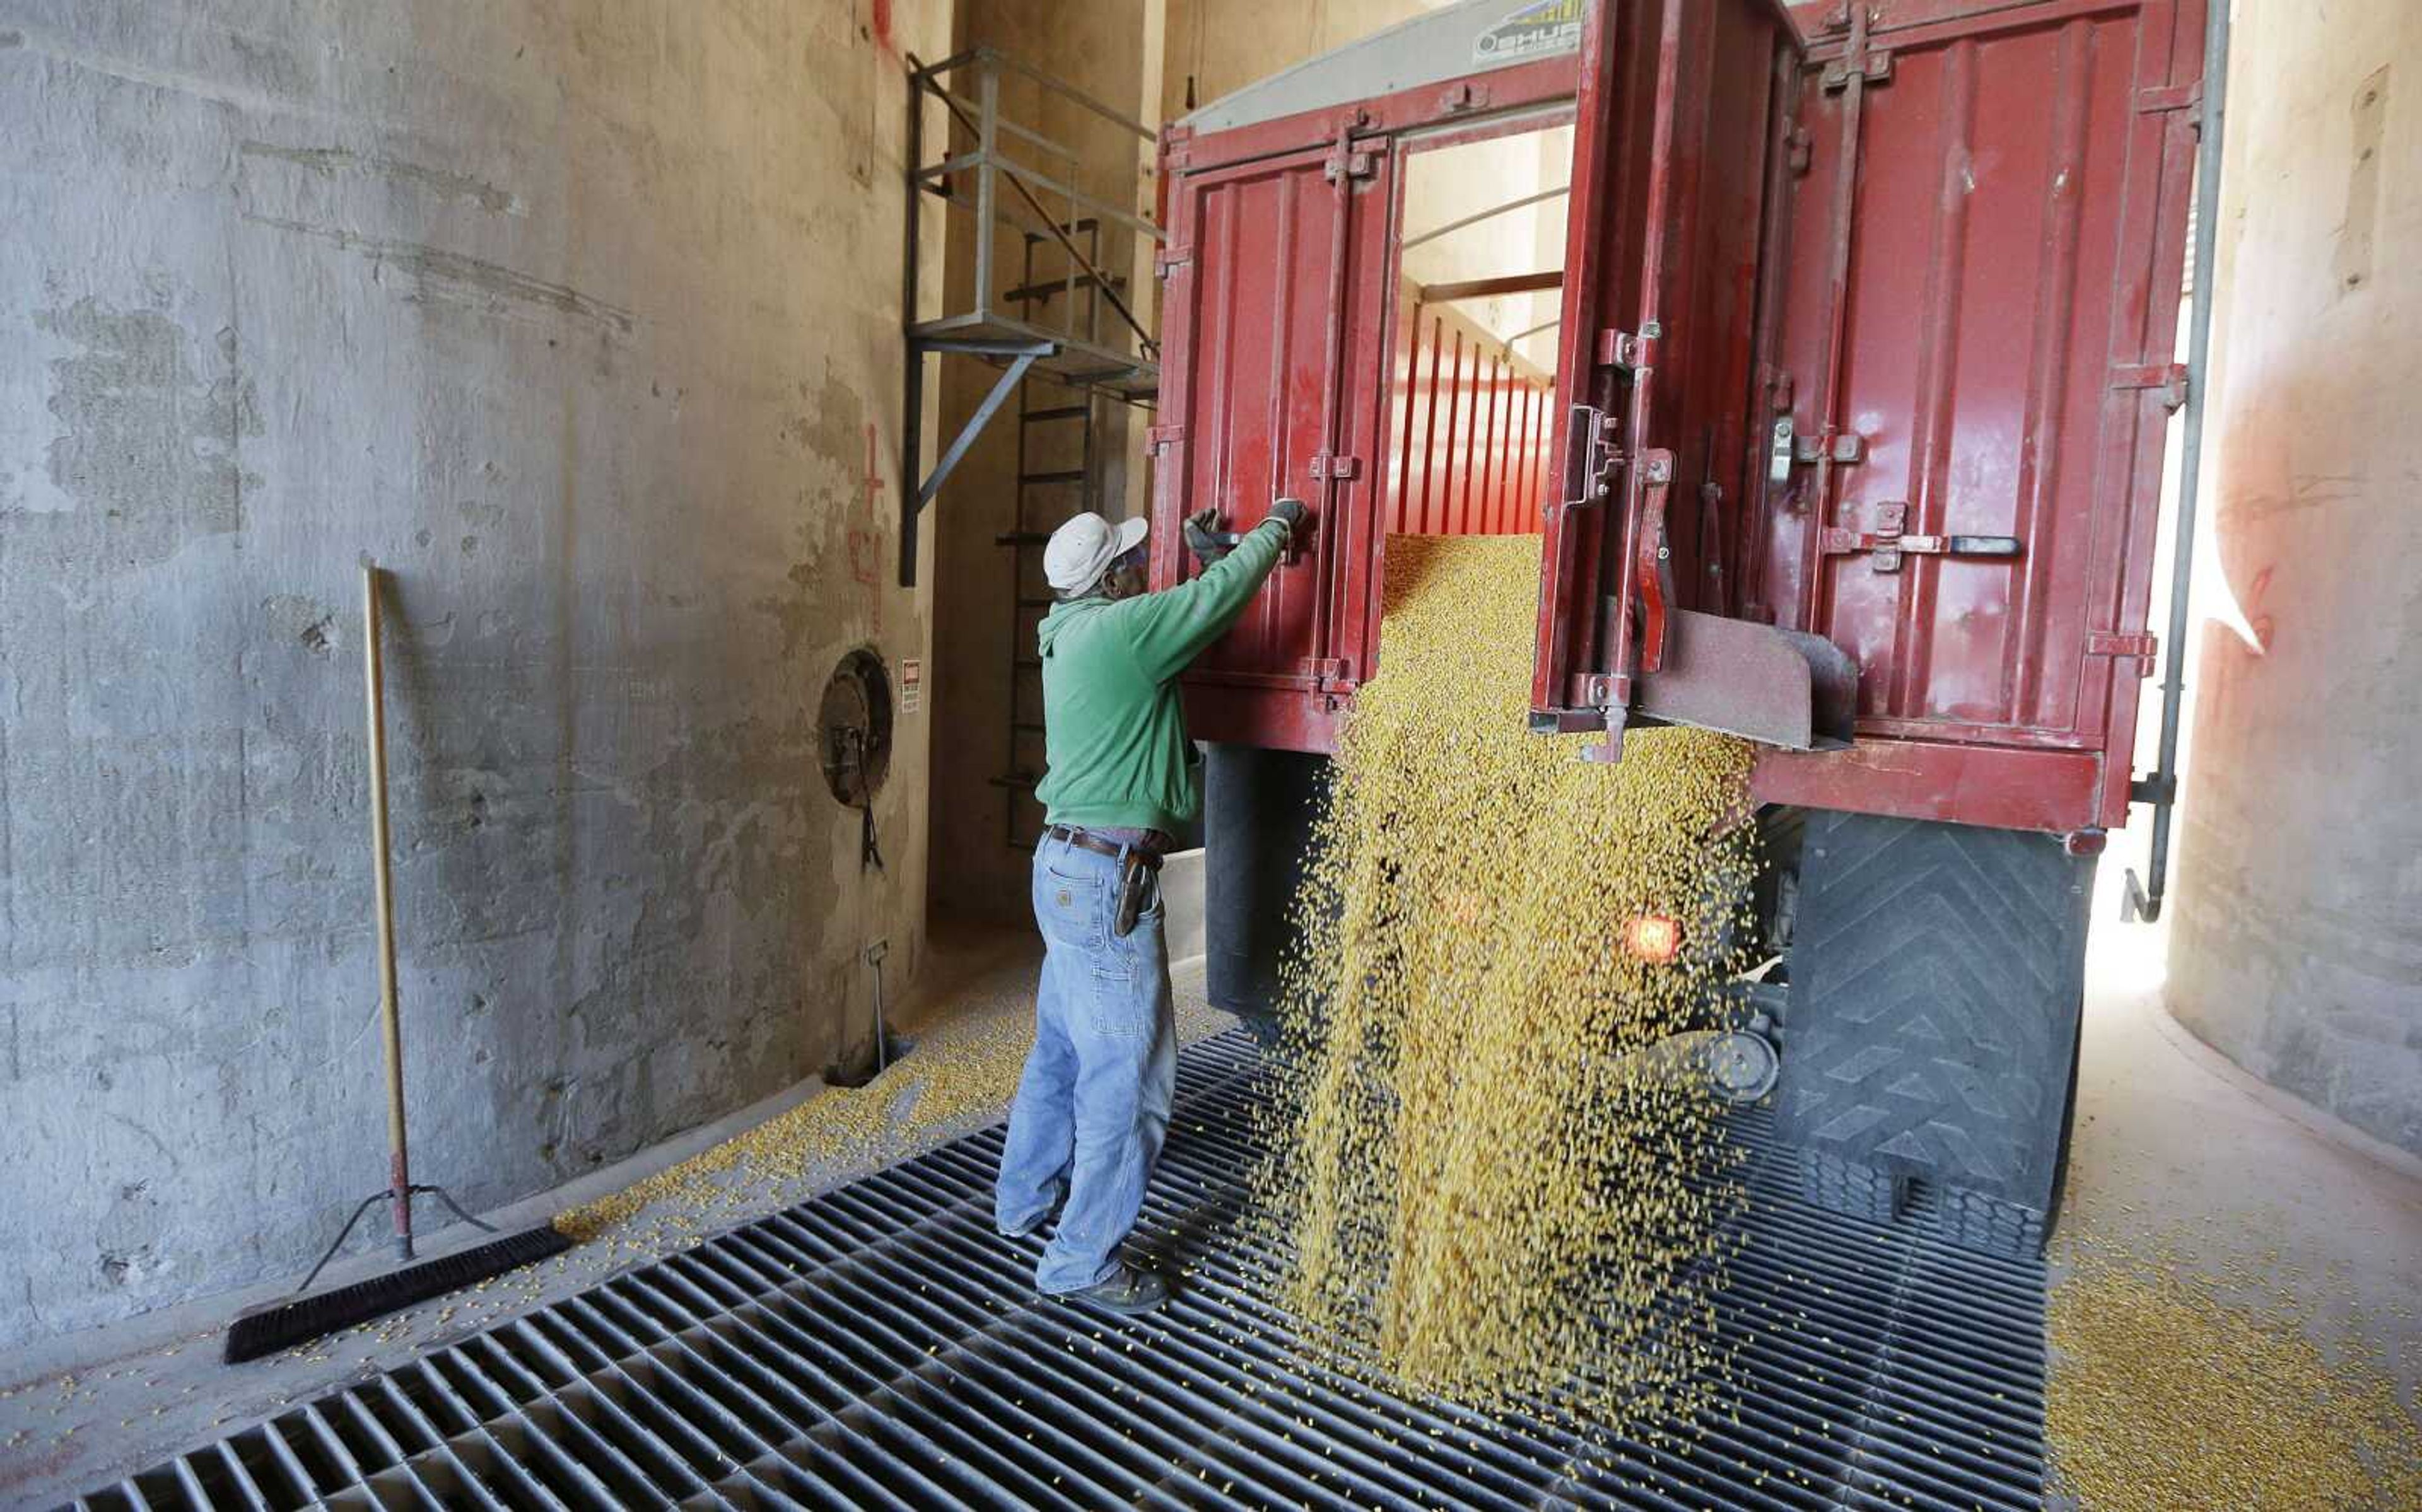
xmin=1045 ymin=825 xmax=1167 ymax=869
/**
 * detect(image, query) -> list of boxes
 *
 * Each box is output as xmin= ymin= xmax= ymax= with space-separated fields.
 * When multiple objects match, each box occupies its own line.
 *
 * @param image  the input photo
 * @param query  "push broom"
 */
xmin=224 ymin=562 xmax=570 ymax=1363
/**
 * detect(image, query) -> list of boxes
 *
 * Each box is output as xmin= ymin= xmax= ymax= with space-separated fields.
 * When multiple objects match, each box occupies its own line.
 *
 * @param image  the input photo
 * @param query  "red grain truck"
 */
xmin=1154 ymin=0 xmax=2214 ymax=1255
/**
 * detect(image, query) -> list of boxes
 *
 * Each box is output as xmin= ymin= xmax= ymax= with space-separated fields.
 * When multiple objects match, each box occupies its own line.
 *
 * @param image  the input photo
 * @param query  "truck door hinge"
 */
xmin=2136 ymin=80 xmax=2203 ymax=115
xmin=1598 ymin=323 xmax=1662 ymax=371
xmin=2086 ymin=631 xmax=2160 ymax=665
xmin=1787 ymin=125 xmax=1813 ymax=174
xmin=1794 ymin=428 xmax=1866 ymax=465
xmin=1309 ymin=451 xmax=1362 ymax=481
xmin=1302 ymin=656 xmax=1348 ymax=692
xmin=1323 ymin=118 xmax=1378 ymax=183
xmin=1820 ymin=502 xmax=2024 ymax=573
xmin=1146 ymin=423 xmax=1187 ymax=454
xmin=2111 ymin=361 xmax=2191 ymax=412
xmin=1154 ymin=248 xmax=1192 ymax=280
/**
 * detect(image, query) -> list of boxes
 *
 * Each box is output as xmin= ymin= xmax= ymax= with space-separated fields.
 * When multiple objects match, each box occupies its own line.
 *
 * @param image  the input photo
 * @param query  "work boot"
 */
xmin=1055 ymin=1264 xmax=1169 ymax=1315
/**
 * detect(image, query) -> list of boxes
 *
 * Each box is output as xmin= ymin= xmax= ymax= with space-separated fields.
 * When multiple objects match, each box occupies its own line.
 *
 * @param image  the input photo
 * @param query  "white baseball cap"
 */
xmin=1042 ymin=511 xmax=1150 ymax=594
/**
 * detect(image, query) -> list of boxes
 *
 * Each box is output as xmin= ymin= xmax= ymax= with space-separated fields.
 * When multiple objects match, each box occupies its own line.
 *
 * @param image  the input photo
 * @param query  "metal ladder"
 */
xmin=990 ymin=221 xmax=1118 ymax=851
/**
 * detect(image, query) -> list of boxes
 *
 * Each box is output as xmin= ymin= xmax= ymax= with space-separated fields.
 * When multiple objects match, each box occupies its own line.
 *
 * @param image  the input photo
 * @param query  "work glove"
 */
xmin=1184 ymin=506 xmax=1231 ymax=567
xmin=1267 ymin=496 xmax=1312 ymax=540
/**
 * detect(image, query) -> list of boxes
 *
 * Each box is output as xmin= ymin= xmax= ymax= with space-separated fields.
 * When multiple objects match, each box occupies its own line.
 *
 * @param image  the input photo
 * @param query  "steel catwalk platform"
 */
xmin=64 ymin=1032 xmax=2051 ymax=1509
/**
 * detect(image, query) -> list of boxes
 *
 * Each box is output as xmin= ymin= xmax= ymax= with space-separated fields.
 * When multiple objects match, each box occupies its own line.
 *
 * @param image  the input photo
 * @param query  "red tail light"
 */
xmin=1622 ymin=914 xmax=1683 ymax=965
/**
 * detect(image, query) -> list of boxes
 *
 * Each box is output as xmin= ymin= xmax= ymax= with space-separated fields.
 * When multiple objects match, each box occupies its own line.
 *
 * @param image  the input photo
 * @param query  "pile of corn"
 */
xmin=1255 ymin=533 xmax=1755 ymax=1434
xmin=2049 ymin=1234 xmax=2422 ymax=1509
xmin=553 ymin=975 xmax=1236 ymax=1248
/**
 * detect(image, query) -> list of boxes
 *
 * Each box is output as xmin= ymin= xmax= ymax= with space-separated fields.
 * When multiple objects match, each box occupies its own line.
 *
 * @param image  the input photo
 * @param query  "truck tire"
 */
xmin=1933 ymin=1009 xmax=2082 ymax=1257
xmin=1772 ymin=811 xmax=2094 ymax=1257
xmin=1799 ymin=1148 xmax=1907 ymax=1225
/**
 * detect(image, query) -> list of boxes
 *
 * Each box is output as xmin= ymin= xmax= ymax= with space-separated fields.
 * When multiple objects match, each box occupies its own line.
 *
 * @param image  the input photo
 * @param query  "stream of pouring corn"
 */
xmin=1254 ymin=533 xmax=1756 ymax=1439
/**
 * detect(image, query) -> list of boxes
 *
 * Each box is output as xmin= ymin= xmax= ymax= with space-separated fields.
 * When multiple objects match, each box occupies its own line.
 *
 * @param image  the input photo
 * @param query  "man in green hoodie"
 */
xmin=993 ymin=497 xmax=1306 ymax=1313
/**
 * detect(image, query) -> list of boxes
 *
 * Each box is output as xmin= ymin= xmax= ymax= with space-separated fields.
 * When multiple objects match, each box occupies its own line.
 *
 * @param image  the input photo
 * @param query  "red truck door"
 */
xmin=1153 ymin=125 xmax=1399 ymax=753
xmin=1534 ymin=0 xmax=2205 ymax=833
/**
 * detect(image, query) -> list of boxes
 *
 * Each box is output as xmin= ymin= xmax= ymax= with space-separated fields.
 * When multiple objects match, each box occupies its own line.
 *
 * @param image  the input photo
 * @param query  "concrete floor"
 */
xmin=3 ymin=892 xmax=2416 ymax=1506
xmin=2061 ymin=880 xmax=2422 ymax=1405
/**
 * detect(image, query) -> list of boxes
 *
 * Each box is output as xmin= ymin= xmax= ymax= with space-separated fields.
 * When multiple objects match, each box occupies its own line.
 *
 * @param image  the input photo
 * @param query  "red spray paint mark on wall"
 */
xmin=851 ymin=421 xmax=886 ymax=635
xmin=870 ymin=0 xmax=893 ymax=54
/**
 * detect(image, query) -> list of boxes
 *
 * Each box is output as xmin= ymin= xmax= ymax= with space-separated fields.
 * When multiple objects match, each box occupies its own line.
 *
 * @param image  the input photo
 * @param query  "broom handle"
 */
xmin=363 ymin=562 xmax=413 ymax=1260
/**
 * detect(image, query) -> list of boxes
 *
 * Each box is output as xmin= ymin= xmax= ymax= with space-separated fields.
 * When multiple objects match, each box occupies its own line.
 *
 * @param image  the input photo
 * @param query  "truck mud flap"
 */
xmin=1775 ymin=811 xmax=2093 ymax=1255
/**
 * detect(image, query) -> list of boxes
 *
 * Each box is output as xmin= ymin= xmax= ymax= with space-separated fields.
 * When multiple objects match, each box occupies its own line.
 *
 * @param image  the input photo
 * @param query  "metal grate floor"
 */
xmin=67 ymin=1032 xmax=2049 ymax=1510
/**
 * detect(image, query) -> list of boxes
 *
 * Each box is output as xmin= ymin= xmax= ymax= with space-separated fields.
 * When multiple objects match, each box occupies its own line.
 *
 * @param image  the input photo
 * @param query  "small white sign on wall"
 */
xmin=899 ymin=657 xmax=922 ymax=714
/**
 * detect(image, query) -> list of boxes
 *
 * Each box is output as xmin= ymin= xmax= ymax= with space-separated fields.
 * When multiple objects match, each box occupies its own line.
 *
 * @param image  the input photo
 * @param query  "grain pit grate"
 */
xmin=66 ymin=1031 xmax=2048 ymax=1509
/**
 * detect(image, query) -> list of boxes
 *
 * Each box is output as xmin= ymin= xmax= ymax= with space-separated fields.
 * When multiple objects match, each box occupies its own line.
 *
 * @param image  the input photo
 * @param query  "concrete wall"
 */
xmin=2168 ymin=0 xmax=2422 ymax=1157
xmin=0 ymin=0 xmax=949 ymax=1350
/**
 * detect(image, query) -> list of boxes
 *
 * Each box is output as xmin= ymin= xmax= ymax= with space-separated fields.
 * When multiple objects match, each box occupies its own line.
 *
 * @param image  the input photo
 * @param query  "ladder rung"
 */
xmin=995 ymin=531 xmax=1053 ymax=545
xmin=1012 ymin=721 xmax=1046 ymax=735
xmin=1019 ymin=469 xmax=1086 ymax=484
xmin=1021 ymin=405 xmax=1091 ymax=423
xmin=989 ymin=772 xmax=1041 ymax=790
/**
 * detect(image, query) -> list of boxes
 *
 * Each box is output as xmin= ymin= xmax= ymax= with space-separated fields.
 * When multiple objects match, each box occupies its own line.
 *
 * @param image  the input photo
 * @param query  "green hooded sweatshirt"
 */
xmin=1035 ymin=517 xmax=1289 ymax=835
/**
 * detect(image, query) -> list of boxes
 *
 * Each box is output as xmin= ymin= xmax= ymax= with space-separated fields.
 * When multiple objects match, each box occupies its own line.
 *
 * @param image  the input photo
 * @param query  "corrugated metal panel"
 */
xmin=73 ymin=1032 xmax=2051 ymax=1510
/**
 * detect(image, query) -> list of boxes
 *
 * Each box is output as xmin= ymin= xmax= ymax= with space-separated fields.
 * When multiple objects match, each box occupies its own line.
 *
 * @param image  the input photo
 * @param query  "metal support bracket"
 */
xmin=900 ymin=337 xmax=1053 ymax=582
xmin=915 ymin=341 xmax=1053 ymax=508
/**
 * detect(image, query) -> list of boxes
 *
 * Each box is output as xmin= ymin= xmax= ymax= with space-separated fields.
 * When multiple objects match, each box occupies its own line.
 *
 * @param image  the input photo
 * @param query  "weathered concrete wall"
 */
xmin=2168 ymin=0 xmax=2422 ymax=1157
xmin=0 ymin=0 xmax=948 ymax=1350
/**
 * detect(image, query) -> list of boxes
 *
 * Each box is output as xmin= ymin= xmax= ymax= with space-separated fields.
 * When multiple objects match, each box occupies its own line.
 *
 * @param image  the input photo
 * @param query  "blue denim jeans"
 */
xmin=994 ymin=834 xmax=1177 ymax=1293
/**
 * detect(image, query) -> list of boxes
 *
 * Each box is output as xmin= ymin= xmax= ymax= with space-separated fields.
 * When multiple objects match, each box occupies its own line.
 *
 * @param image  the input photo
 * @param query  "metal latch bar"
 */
xmin=1819 ymin=502 xmax=2023 ymax=573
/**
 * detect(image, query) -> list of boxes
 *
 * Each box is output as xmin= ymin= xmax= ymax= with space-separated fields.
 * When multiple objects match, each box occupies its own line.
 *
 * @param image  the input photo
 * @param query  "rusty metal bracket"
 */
xmin=1818 ymin=7 xmax=1894 ymax=92
xmin=1437 ymin=81 xmax=1490 ymax=115
xmin=1820 ymin=501 xmax=2023 ymax=573
xmin=1308 ymin=452 xmax=1362 ymax=481
xmin=2086 ymin=630 xmax=2159 ymax=665
xmin=2111 ymin=360 xmax=2191 ymax=411
xmin=1787 ymin=124 xmax=1813 ymax=174
xmin=2136 ymin=79 xmax=2203 ymax=115
xmin=1794 ymin=429 xmax=1866 ymax=465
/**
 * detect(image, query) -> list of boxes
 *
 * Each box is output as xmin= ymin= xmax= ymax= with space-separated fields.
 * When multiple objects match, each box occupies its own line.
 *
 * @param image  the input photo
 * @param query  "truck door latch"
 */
xmin=1820 ymin=502 xmax=2023 ymax=573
